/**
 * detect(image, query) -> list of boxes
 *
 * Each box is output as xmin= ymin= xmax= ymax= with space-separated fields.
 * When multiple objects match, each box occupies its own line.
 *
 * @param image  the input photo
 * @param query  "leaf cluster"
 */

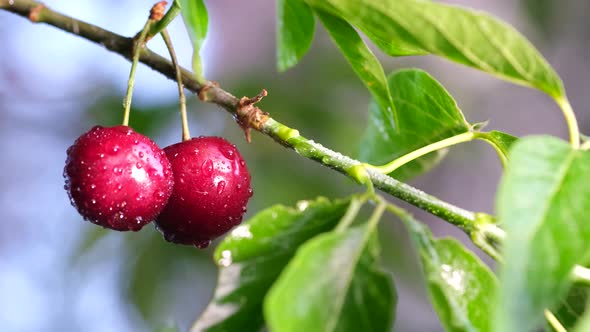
xmin=75 ymin=0 xmax=590 ymax=331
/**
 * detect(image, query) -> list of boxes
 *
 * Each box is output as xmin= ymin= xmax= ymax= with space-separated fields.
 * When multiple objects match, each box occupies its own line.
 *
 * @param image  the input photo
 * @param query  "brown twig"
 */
xmin=0 ymin=0 xmax=238 ymax=111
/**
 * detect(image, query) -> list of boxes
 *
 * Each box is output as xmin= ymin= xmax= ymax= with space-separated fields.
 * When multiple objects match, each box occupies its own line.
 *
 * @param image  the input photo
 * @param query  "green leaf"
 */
xmin=403 ymin=215 xmax=497 ymax=332
xmin=264 ymin=225 xmax=395 ymax=332
xmin=180 ymin=0 xmax=208 ymax=79
xmin=476 ymin=130 xmax=519 ymax=166
xmin=316 ymin=11 xmax=393 ymax=117
xmin=573 ymin=300 xmax=590 ymax=332
xmin=193 ymin=197 xmax=351 ymax=331
xmin=305 ymin=0 xmax=564 ymax=98
xmin=496 ymin=136 xmax=590 ymax=332
xmin=359 ymin=69 xmax=470 ymax=180
xmin=277 ymin=0 xmax=316 ymax=72
xmin=550 ymin=285 xmax=588 ymax=331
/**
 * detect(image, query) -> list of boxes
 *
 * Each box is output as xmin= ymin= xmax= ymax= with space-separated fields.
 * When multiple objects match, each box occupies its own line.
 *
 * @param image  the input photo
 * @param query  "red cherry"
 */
xmin=156 ymin=136 xmax=253 ymax=248
xmin=64 ymin=125 xmax=173 ymax=231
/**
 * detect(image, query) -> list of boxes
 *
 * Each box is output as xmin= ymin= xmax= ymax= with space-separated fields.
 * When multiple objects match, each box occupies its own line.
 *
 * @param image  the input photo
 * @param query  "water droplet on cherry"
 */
xmin=217 ymin=180 xmax=226 ymax=194
xmin=202 ymin=159 xmax=213 ymax=176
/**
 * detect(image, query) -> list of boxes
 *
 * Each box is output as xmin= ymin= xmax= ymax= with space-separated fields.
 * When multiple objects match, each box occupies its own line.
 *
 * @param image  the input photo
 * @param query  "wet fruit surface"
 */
xmin=156 ymin=136 xmax=253 ymax=247
xmin=64 ymin=125 xmax=173 ymax=231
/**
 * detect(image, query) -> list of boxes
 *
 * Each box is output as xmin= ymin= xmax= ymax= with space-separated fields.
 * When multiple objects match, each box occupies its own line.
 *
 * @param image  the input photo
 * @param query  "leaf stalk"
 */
xmin=335 ymin=196 xmax=366 ymax=233
xmin=363 ymin=131 xmax=476 ymax=175
xmin=556 ymin=97 xmax=580 ymax=149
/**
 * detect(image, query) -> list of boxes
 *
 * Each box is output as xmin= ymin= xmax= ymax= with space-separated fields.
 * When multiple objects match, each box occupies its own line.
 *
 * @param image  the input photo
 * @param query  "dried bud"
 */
xmin=150 ymin=1 xmax=167 ymax=21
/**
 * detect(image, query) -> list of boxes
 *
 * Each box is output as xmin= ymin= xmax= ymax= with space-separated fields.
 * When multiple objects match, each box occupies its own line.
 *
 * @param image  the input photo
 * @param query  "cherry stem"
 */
xmin=161 ymin=28 xmax=191 ymax=141
xmin=122 ymin=20 xmax=152 ymax=127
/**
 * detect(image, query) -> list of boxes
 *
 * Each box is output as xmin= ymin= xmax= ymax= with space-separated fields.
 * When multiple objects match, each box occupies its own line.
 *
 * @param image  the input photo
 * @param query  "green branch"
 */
xmin=1 ymin=0 xmax=479 ymax=231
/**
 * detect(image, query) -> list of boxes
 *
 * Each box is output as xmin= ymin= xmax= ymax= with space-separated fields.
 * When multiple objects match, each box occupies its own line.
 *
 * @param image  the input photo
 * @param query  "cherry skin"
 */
xmin=156 ymin=136 xmax=253 ymax=248
xmin=64 ymin=125 xmax=174 ymax=231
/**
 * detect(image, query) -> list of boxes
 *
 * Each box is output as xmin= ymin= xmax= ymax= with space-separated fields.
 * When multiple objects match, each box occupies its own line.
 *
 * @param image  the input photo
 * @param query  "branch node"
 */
xmin=197 ymin=81 xmax=220 ymax=102
xmin=150 ymin=1 xmax=167 ymax=21
xmin=130 ymin=36 xmax=144 ymax=59
xmin=236 ymin=89 xmax=269 ymax=143
xmin=28 ymin=3 xmax=45 ymax=22
xmin=241 ymin=89 xmax=268 ymax=106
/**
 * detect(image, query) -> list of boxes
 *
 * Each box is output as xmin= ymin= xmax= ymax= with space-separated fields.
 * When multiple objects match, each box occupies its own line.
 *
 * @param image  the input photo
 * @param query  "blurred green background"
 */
xmin=0 ymin=0 xmax=588 ymax=331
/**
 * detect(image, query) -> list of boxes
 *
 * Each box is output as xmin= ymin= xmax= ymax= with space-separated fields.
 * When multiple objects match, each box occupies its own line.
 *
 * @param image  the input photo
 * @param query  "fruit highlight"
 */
xmin=64 ymin=125 xmax=173 ymax=231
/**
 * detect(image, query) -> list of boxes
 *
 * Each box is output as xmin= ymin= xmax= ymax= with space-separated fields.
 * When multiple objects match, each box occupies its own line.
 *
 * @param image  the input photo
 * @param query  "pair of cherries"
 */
xmin=63 ymin=125 xmax=252 ymax=248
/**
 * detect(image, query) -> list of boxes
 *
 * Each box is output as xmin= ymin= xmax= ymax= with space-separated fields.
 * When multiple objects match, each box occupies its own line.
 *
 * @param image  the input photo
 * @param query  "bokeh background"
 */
xmin=1 ymin=0 xmax=589 ymax=331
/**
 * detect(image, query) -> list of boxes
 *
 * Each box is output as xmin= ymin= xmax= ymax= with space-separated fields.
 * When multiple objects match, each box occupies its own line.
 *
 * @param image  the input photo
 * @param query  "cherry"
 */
xmin=156 ymin=136 xmax=253 ymax=247
xmin=64 ymin=125 xmax=173 ymax=231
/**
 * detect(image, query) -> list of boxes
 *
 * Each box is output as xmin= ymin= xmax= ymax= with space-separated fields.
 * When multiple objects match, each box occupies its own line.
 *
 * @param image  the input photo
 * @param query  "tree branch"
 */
xmin=0 ymin=0 xmax=483 ymax=232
